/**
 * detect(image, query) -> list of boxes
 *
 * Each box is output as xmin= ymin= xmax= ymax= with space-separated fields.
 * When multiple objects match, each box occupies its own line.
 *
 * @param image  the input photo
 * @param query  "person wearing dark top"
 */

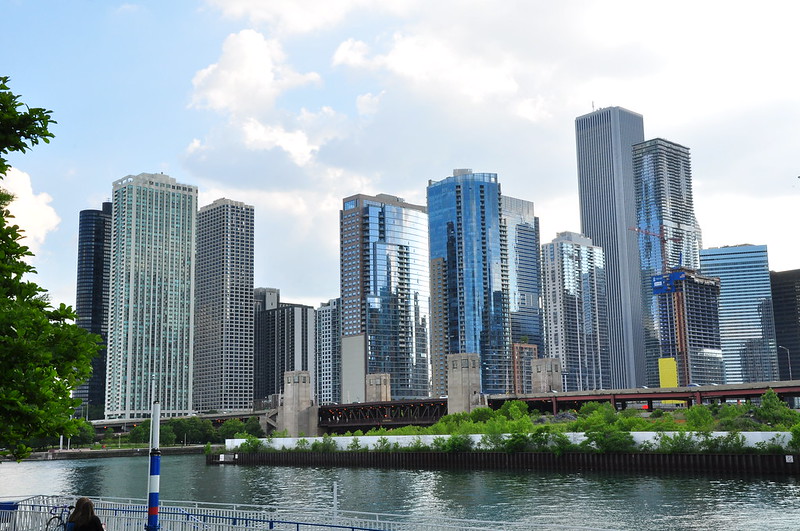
xmin=67 ymin=497 xmax=104 ymax=531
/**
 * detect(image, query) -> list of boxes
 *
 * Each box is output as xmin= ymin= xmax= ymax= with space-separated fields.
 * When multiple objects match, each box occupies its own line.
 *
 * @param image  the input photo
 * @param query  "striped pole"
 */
xmin=145 ymin=400 xmax=161 ymax=531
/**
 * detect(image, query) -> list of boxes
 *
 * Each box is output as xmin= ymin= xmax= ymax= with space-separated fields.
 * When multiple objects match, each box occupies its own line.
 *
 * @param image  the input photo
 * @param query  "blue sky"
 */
xmin=2 ymin=0 xmax=799 ymax=309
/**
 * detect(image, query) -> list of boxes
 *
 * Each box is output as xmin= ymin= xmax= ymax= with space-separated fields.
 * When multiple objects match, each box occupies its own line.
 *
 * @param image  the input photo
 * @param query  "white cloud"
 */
xmin=191 ymin=29 xmax=320 ymax=116
xmin=3 ymin=168 xmax=61 ymax=257
xmin=332 ymin=38 xmax=371 ymax=68
xmin=356 ymin=92 xmax=383 ymax=116
xmin=241 ymin=118 xmax=318 ymax=166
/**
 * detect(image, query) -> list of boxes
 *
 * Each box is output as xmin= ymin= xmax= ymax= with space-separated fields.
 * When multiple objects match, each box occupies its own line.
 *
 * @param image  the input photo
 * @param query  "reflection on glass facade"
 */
xmin=74 ymin=202 xmax=112 ymax=419
xmin=106 ymin=173 xmax=197 ymax=419
xmin=771 ymin=269 xmax=800 ymax=381
xmin=542 ymin=232 xmax=610 ymax=391
xmin=653 ymin=268 xmax=723 ymax=385
xmin=576 ymin=107 xmax=646 ymax=388
xmin=340 ymin=194 xmax=430 ymax=400
xmin=633 ymin=138 xmax=703 ymax=387
xmin=700 ymin=245 xmax=778 ymax=383
xmin=427 ymin=170 xmax=511 ymax=395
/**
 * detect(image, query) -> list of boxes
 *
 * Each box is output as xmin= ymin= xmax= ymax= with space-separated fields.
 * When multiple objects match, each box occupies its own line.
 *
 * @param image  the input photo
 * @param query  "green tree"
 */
xmin=753 ymin=389 xmax=800 ymax=429
xmin=685 ymin=405 xmax=715 ymax=432
xmin=244 ymin=416 xmax=266 ymax=438
xmin=217 ymin=419 xmax=246 ymax=441
xmin=128 ymin=420 xmax=151 ymax=444
xmin=72 ymin=419 xmax=97 ymax=446
xmin=0 ymin=77 xmax=100 ymax=460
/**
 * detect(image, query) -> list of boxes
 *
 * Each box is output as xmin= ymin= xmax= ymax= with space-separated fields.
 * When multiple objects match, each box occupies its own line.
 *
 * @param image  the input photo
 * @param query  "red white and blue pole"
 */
xmin=145 ymin=399 xmax=161 ymax=531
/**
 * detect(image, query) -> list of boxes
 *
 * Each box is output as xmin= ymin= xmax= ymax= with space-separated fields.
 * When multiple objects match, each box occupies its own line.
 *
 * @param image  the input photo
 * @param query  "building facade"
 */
xmin=74 ymin=201 xmax=112 ymax=419
xmin=502 ymin=196 xmax=544 ymax=362
xmin=105 ymin=173 xmax=197 ymax=419
xmin=770 ymin=269 xmax=800 ymax=381
xmin=339 ymin=194 xmax=430 ymax=402
xmin=428 ymin=170 xmax=511 ymax=395
xmin=541 ymin=232 xmax=611 ymax=392
xmin=253 ymin=291 xmax=316 ymax=402
xmin=653 ymin=268 xmax=723 ymax=386
xmin=193 ymin=198 xmax=254 ymax=413
xmin=575 ymin=106 xmax=646 ymax=388
xmin=633 ymin=138 xmax=703 ymax=387
xmin=315 ymin=298 xmax=342 ymax=405
xmin=700 ymin=245 xmax=778 ymax=383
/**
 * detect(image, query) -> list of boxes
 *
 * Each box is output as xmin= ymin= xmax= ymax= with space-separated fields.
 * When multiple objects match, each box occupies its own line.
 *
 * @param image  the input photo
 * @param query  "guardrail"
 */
xmin=0 ymin=495 xmax=566 ymax=531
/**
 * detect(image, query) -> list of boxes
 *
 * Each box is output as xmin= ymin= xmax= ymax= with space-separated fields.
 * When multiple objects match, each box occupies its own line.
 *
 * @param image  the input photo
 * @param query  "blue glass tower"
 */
xmin=340 ymin=194 xmax=430 ymax=401
xmin=427 ymin=169 xmax=511 ymax=395
xmin=633 ymin=138 xmax=703 ymax=387
xmin=700 ymin=245 xmax=778 ymax=383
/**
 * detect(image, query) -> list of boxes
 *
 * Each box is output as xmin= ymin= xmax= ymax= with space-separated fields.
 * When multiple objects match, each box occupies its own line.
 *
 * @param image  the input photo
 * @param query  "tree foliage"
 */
xmin=0 ymin=77 xmax=100 ymax=460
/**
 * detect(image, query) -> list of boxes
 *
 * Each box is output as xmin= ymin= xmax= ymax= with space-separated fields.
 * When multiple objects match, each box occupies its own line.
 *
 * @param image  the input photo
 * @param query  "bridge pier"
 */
xmin=277 ymin=371 xmax=319 ymax=437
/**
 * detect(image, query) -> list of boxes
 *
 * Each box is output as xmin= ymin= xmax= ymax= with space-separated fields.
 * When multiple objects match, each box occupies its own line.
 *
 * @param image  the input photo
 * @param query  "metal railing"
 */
xmin=0 ymin=495 xmax=594 ymax=530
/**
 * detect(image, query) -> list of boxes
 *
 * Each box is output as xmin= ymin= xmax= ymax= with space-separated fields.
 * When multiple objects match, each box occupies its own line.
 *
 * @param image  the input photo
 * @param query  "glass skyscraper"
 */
xmin=74 ymin=201 xmax=112 ymax=419
xmin=194 ymin=198 xmax=254 ymax=413
xmin=542 ymin=232 xmax=610 ymax=391
xmin=771 ymin=269 xmax=800 ymax=381
xmin=340 ymin=194 xmax=430 ymax=402
xmin=633 ymin=138 xmax=703 ymax=387
xmin=427 ymin=170 xmax=511 ymax=395
xmin=576 ymin=107 xmax=646 ymax=388
xmin=700 ymin=245 xmax=778 ymax=383
xmin=105 ymin=173 xmax=197 ymax=419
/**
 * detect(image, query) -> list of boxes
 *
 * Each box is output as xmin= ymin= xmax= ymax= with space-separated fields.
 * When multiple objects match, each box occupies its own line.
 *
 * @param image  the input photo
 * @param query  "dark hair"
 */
xmin=68 ymin=497 xmax=96 ymax=526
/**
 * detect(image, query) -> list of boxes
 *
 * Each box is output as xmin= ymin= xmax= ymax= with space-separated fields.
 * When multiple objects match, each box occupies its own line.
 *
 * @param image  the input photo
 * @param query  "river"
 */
xmin=1 ymin=454 xmax=800 ymax=530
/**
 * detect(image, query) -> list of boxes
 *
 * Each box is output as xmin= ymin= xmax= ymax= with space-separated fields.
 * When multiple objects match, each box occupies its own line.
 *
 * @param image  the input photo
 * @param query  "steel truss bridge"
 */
xmin=318 ymin=399 xmax=448 ymax=433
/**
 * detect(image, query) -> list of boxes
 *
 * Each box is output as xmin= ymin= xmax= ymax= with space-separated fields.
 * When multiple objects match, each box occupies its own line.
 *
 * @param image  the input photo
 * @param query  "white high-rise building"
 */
xmin=194 ymin=198 xmax=255 ymax=413
xmin=576 ymin=107 xmax=646 ymax=388
xmin=105 ymin=173 xmax=197 ymax=419
xmin=315 ymin=298 xmax=341 ymax=405
xmin=542 ymin=232 xmax=611 ymax=392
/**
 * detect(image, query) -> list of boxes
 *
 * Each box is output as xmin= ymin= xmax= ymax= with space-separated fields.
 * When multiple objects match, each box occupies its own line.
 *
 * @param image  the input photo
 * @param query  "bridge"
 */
xmin=93 ymin=381 xmax=800 ymax=435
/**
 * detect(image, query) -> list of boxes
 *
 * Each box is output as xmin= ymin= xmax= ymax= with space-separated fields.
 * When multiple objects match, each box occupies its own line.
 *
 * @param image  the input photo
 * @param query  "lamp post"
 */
xmin=779 ymin=346 xmax=792 ymax=381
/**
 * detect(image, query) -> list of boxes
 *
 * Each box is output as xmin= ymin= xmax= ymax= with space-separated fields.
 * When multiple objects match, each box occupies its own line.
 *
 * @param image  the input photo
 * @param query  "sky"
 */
xmin=1 ymin=1 xmax=798 ymax=310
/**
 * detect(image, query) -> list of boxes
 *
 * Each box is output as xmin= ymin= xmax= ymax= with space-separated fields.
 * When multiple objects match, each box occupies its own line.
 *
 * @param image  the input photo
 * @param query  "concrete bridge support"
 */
xmin=277 ymin=371 xmax=319 ymax=437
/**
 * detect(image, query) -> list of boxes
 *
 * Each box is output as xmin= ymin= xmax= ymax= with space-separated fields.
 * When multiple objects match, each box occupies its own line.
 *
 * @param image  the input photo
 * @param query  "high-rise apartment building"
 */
xmin=633 ymin=138 xmax=703 ymax=386
xmin=653 ymin=268 xmax=723 ymax=386
xmin=340 ymin=194 xmax=430 ymax=402
xmin=770 ymin=269 xmax=800 ymax=381
xmin=700 ymin=245 xmax=778 ymax=383
xmin=105 ymin=173 xmax=197 ymax=419
xmin=253 ymin=289 xmax=316 ymax=401
xmin=502 ymin=196 xmax=543 ymax=356
xmin=427 ymin=170 xmax=511 ymax=395
xmin=74 ymin=201 xmax=112 ymax=419
xmin=541 ymin=232 xmax=611 ymax=392
xmin=576 ymin=107 xmax=646 ymax=388
xmin=193 ymin=198 xmax=254 ymax=413
xmin=316 ymin=298 xmax=342 ymax=405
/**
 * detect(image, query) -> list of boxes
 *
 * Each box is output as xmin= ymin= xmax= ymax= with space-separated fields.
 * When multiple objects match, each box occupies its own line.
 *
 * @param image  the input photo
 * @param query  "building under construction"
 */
xmin=653 ymin=267 xmax=724 ymax=386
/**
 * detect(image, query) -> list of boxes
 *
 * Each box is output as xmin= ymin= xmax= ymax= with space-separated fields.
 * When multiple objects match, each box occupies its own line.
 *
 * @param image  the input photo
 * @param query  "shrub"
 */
xmin=346 ymin=437 xmax=364 ymax=452
xmin=237 ymin=435 xmax=265 ymax=453
xmin=373 ymin=436 xmax=398 ymax=452
xmin=502 ymin=433 xmax=531 ymax=453
xmin=649 ymin=409 xmax=664 ymax=419
xmin=582 ymin=426 xmax=637 ymax=453
xmin=403 ymin=436 xmax=430 ymax=452
xmin=310 ymin=434 xmax=338 ymax=452
xmin=700 ymin=432 xmax=747 ymax=454
xmin=753 ymin=389 xmax=800 ymax=429
xmin=433 ymin=434 xmax=473 ymax=453
xmin=295 ymin=438 xmax=310 ymax=451
xmin=685 ymin=405 xmax=715 ymax=432
xmin=657 ymin=432 xmax=700 ymax=453
xmin=754 ymin=435 xmax=788 ymax=455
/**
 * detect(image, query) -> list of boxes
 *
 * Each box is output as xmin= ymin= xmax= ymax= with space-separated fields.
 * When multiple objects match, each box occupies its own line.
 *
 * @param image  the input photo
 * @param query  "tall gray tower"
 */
xmin=576 ymin=107 xmax=645 ymax=388
xmin=194 ymin=198 xmax=255 ymax=413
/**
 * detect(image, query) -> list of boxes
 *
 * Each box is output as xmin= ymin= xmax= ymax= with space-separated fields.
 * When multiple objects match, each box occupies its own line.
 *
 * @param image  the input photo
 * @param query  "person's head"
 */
xmin=69 ymin=497 xmax=96 ymax=524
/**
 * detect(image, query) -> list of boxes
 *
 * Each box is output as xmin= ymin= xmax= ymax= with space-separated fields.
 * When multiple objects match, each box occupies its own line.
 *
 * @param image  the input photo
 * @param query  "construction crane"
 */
xmin=628 ymin=225 xmax=682 ymax=271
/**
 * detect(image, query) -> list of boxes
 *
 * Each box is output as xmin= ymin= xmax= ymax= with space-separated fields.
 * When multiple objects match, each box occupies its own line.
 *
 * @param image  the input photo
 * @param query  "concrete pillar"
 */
xmin=365 ymin=373 xmax=391 ymax=402
xmin=277 ymin=370 xmax=319 ymax=437
xmin=447 ymin=353 xmax=482 ymax=414
xmin=531 ymin=357 xmax=563 ymax=393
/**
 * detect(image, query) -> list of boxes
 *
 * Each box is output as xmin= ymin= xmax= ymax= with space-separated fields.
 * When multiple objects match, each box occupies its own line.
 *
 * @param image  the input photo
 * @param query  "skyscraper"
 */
xmin=105 ymin=173 xmax=197 ymax=419
xmin=700 ymin=245 xmax=778 ymax=383
xmin=316 ymin=298 xmax=342 ymax=405
xmin=427 ymin=170 xmax=511 ymax=395
xmin=502 ymin=196 xmax=543 ymax=354
xmin=576 ymin=107 xmax=646 ymax=388
xmin=74 ymin=201 xmax=112 ymax=419
xmin=541 ymin=232 xmax=611 ymax=391
xmin=653 ymin=268 xmax=723 ymax=386
xmin=633 ymin=138 xmax=703 ymax=386
xmin=253 ymin=290 xmax=316 ymax=401
xmin=340 ymin=193 xmax=430 ymax=402
xmin=193 ymin=198 xmax=254 ymax=413
xmin=770 ymin=269 xmax=800 ymax=381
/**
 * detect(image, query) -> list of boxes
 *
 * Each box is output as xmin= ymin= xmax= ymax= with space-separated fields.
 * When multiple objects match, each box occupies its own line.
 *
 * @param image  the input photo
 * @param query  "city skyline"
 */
xmin=1 ymin=2 xmax=798 ymax=311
